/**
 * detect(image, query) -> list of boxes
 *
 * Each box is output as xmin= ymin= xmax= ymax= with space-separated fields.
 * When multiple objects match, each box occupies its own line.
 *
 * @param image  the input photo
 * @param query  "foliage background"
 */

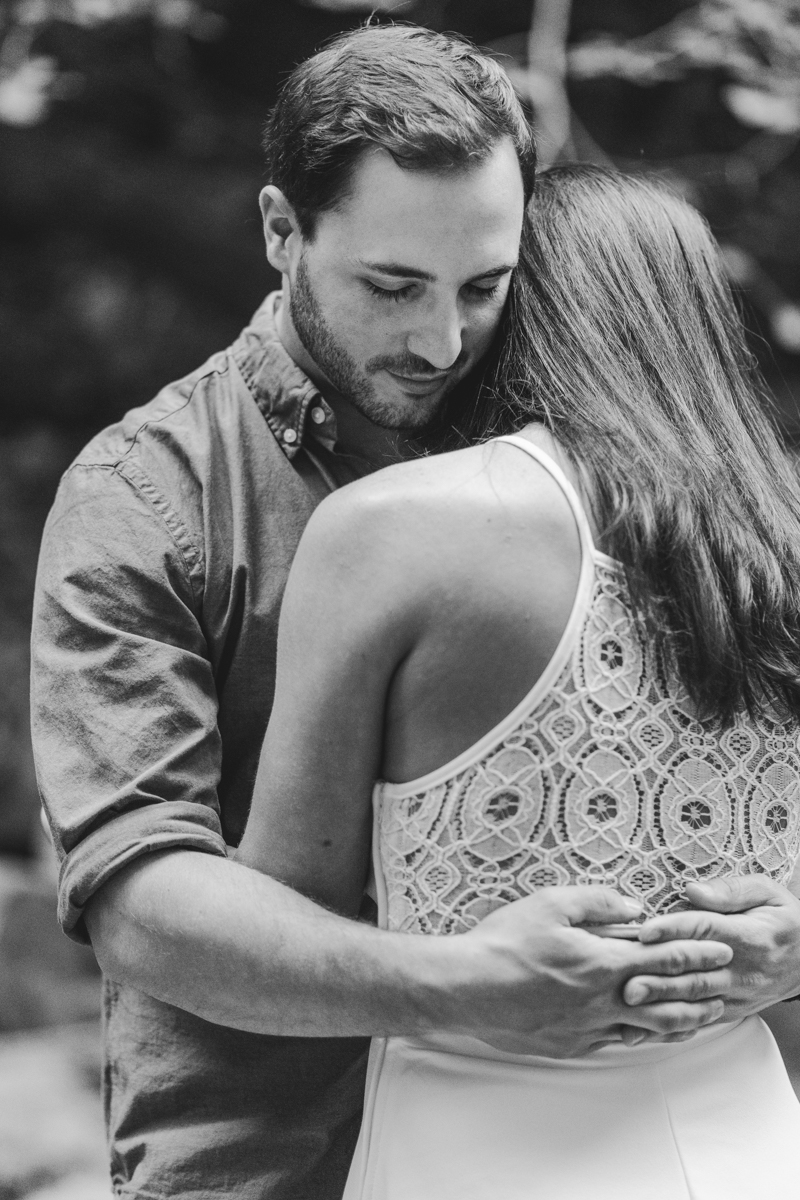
xmin=1 ymin=0 xmax=799 ymax=855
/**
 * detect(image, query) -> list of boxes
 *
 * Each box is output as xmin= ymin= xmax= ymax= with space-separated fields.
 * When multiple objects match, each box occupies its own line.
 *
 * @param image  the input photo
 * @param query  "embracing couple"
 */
xmin=32 ymin=23 xmax=800 ymax=1200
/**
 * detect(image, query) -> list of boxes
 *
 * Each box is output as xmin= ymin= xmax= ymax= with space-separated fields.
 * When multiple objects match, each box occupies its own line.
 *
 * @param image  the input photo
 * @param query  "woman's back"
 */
xmin=373 ymin=431 xmax=800 ymax=935
xmin=249 ymin=419 xmax=800 ymax=923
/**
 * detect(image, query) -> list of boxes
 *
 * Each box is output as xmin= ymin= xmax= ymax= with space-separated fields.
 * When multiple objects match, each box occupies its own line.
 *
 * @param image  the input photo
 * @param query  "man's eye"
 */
xmin=365 ymin=282 xmax=414 ymax=303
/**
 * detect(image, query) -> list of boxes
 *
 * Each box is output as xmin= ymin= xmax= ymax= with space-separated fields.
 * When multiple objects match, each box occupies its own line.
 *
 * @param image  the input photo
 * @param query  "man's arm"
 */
xmin=86 ymin=848 xmax=732 ymax=1055
xmin=31 ymin=461 xmax=230 ymax=939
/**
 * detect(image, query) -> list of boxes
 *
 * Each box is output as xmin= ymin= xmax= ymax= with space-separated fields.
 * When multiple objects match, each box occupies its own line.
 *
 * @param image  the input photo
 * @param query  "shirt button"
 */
xmin=310 ymin=406 xmax=326 ymax=425
xmin=282 ymin=427 xmax=298 ymax=444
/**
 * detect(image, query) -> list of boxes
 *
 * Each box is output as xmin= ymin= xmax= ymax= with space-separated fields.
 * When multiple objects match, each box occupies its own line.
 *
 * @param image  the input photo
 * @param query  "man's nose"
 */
xmin=406 ymin=302 xmax=464 ymax=371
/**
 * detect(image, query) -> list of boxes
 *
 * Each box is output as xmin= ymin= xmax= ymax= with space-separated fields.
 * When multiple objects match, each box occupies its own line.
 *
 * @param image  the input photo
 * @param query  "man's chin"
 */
xmin=356 ymin=398 xmax=444 ymax=433
xmin=356 ymin=381 xmax=455 ymax=432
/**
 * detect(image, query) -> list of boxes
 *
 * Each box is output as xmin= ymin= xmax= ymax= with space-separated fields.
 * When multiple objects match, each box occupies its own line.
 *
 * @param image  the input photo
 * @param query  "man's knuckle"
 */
xmin=665 ymin=946 xmax=689 ymax=974
xmin=700 ymin=1000 xmax=724 ymax=1025
xmin=683 ymin=974 xmax=703 ymax=1001
xmin=648 ymin=978 xmax=675 ymax=1001
xmin=657 ymin=1010 xmax=683 ymax=1034
xmin=698 ymin=946 xmax=726 ymax=969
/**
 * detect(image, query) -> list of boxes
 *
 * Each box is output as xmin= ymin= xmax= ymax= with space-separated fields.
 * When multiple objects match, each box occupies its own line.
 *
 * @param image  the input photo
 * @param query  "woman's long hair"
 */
xmin=436 ymin=164 xmax=800 ymax=726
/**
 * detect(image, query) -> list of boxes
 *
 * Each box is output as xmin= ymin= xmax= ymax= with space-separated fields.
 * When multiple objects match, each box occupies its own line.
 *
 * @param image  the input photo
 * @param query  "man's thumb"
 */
xmin=554 ymin=886 xmax=643 ymax=927
xmin=684 ymin=875 xmax=782 ymax=912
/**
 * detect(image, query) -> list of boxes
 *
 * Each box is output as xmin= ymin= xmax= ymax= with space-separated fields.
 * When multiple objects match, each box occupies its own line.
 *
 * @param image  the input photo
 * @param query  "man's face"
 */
xmin=277 ymin=139 xmax=525 ymax=431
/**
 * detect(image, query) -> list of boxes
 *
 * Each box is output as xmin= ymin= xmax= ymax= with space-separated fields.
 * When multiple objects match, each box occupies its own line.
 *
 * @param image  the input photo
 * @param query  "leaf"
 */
xmin=771 ymin=305 xmax=800 ymax=353
xmin=0 ymin=56 xmax=56 ymax=127
xmin=723 ymin=84 xmax=800 ymax=132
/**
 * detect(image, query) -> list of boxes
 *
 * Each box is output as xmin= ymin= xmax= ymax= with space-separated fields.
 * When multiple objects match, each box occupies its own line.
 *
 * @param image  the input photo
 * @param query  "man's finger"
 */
xmin=540 ymin=885 xmax=643 ymax=927
xmin=683 ymin=875 xmax=786 ymax=913
xmin=620 ymin=1026 xmax=649 ymax=1046
xmin=623 ymin=967 xmax=732 ymax=1007
xmin=619 ymin=1027 xmax=697 ymax=1047
xmin=581 ymin=1029 xmax=627 ymax=1055
xmin=635 ymin=937 xmax=733 ymax=973
xmin=640 ymin=877 xmax=793 ymax=943
xmin=625 ymin=998 xmax=725 ymax=1035
xmin=639 ymin=910 xmax=726 ymax=945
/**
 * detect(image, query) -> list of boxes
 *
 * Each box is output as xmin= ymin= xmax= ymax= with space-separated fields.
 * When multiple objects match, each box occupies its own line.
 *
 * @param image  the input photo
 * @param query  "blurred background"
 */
xmin=1 ymin=1 xmax=799 ymax=1195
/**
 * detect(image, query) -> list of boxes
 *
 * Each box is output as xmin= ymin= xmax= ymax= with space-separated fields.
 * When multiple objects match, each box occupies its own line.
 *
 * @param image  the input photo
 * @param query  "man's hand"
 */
xmin=623 ymin=876 xmax=800 ymax=1019
xmin=439 ymin=885 xmax=732 ymax=1057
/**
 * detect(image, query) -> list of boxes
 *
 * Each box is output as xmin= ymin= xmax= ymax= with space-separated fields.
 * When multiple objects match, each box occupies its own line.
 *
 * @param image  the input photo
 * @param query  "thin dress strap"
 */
xmin=494 ymin=434 xmax=597 ymax=562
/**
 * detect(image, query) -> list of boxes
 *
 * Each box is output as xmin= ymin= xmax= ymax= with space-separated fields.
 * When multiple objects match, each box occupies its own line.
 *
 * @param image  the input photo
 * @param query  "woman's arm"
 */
xmin=236 ymin=480 xmax=418 ymax=916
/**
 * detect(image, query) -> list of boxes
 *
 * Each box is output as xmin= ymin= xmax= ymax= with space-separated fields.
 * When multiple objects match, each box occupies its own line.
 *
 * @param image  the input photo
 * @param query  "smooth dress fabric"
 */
xmin=343 ymin=435 xmax=800 ymax=1200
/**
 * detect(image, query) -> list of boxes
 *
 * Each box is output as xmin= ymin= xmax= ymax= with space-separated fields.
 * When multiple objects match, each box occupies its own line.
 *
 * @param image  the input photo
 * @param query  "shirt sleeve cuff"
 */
xmin=58 ymin=801 xmax=228 ymax=943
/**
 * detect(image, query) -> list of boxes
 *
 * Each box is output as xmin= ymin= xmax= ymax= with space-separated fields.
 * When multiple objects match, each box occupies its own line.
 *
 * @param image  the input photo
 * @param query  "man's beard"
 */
xmin=289 ymin=253 xmax=461 ymax=432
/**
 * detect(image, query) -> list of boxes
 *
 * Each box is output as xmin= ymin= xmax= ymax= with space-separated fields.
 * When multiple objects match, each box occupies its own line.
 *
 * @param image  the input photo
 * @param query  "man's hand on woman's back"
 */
xmin=624 ymin=876 xmax=800 ymax=1017
xmin=436 ymin=885 xmax=732 ymax=1058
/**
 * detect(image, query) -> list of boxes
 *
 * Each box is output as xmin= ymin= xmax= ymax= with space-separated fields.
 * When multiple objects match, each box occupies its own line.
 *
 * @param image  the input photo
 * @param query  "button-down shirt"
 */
xmin=31 ymin=294 xmax=372 ymax=1199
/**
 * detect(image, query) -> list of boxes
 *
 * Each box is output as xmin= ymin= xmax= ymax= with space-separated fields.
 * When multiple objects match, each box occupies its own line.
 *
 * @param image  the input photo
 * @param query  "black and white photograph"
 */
xmin=2 ymin=1 xmax=800 ymax=1197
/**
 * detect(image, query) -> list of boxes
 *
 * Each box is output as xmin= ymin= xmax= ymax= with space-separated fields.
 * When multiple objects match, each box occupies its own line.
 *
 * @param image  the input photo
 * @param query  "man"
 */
xmin=31 ymin=24 xmax=800 ymax=1200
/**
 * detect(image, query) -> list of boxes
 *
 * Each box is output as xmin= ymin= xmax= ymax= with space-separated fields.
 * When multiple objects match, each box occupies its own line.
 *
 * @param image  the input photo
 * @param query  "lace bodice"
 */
xmin=371 ymin=437 xmax=800 ymax=934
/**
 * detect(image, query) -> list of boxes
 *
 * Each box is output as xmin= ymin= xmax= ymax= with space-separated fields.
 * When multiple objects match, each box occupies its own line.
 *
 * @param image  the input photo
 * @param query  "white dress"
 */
xmin=343 ymin=436 xmax=800 ymax=1200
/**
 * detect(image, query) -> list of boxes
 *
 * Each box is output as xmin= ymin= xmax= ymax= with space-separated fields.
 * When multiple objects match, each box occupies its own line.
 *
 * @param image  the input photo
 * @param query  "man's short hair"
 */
xmin=263 ymin=24 xmax=536 ymax=238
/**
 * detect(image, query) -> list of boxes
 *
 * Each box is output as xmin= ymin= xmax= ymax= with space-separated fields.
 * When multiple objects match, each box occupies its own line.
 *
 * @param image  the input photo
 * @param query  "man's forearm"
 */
xmin=85 ymin=851 xmax=733 ymax=1052
xmin=84 ymin=848 xmax=454 ymax=1037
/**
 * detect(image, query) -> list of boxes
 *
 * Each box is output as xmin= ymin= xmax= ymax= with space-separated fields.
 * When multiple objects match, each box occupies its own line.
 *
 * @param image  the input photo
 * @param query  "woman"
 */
xmin=237 ymin=166 xmax=800 ymax=1197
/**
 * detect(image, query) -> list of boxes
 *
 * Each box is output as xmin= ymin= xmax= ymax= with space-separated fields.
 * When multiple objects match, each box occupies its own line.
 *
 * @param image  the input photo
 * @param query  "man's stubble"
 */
xmin=289 ymin=253 xmax=453 ymax=432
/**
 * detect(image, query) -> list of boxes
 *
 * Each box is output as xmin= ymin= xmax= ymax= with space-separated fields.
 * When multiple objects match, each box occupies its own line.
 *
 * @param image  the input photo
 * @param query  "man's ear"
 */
xmin=259 ymin=186 xmax=302 ymax=274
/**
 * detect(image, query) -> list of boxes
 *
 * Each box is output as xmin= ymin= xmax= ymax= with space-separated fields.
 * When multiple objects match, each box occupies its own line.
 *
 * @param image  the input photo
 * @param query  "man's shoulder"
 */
xmin=73 ymin=347 xmax=238 ymax=472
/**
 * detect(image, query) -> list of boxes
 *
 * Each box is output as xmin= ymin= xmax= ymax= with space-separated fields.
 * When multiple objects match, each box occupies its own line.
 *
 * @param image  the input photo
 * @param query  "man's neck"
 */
xmin=273 ymin=291 xmax=414 ymax=471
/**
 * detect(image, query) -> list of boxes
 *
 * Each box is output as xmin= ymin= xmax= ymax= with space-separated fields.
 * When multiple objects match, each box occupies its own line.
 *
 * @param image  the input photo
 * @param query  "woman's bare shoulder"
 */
xmin=298 ymin=446 xmax=483 ymax=555
xmin=304 ymin=436 xmax=578 ymax=579
xmin=315 ymin=434 xmax=576 ymax=527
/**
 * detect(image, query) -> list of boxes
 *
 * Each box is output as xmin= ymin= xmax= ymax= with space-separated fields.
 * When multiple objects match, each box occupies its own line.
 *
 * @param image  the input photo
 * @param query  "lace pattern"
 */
xmin=376 ymin=559 xmax=800 ymax=934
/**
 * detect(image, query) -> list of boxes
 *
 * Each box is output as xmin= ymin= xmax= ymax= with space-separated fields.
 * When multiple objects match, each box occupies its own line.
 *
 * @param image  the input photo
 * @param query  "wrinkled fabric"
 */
xmin=31 ymin=293 xmax=370 ymax=1199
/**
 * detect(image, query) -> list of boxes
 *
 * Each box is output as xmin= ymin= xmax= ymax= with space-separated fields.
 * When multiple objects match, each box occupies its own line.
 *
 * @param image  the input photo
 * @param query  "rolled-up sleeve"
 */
xmin=31 ymin=461 xmax=228 ymax=942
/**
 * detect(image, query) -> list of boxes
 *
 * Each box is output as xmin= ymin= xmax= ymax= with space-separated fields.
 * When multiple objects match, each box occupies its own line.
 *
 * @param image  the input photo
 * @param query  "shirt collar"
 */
xmin=230 ymin=292 xmax=337 ymax=460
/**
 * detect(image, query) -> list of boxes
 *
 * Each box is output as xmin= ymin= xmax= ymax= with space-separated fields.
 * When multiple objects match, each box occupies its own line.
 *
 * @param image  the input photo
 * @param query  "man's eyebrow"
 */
xmin=356 ymin=260 xmax=518 ymax=281
xmin=357 ymin=260 xmax=435 ymax=281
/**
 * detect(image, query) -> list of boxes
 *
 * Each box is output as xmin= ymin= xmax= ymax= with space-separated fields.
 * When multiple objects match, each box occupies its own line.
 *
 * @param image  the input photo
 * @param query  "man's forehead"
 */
xmin=322 ymin=143 xmax=523 ymax=223
xmin=315 ymin=142 xmax=525 ymax=273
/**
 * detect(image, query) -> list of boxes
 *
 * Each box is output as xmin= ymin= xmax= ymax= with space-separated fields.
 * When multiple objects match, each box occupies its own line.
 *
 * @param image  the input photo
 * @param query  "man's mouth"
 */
xmin=385 ymin=369 xmax=452 ymax=397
